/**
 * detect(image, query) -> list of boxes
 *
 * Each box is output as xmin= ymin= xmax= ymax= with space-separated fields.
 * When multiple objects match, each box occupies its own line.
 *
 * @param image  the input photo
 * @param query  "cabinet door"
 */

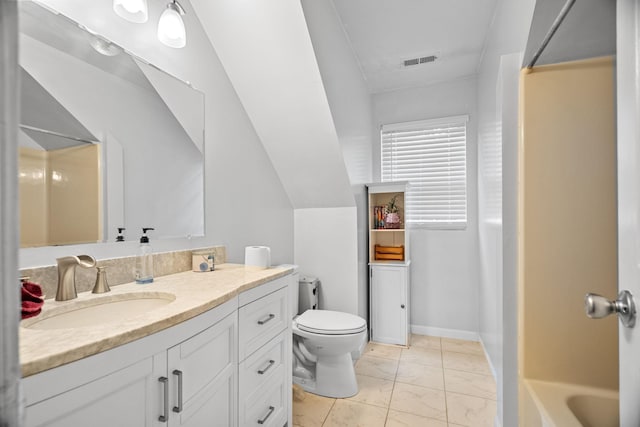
xmin=167 ymin=312 xmax=237 ymax=427
xmin=370 ymin=265 xmax=407 ymax=345
xmin=25 ymin=356 xmax=163 ymax=427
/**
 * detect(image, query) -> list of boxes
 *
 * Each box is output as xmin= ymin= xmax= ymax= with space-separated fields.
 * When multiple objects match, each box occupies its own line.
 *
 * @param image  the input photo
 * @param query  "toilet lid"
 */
xmin=296 ymin=310 xmax=367 ymax=335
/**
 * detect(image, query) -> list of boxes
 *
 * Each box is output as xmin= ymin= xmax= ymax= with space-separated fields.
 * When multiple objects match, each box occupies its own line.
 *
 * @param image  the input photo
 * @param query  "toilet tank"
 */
xmin=299 ymin=275 xmax=319 ymax=313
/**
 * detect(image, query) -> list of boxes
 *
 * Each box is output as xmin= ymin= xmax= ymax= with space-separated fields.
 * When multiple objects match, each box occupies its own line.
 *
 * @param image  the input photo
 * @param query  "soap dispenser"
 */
xmin=135 ymin=227 xmax=154 ymax=284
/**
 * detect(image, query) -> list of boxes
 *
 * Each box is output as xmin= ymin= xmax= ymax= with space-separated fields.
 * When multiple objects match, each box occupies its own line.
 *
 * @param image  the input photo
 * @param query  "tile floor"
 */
xmin=292 ymin=335 xmax=497 ymax=427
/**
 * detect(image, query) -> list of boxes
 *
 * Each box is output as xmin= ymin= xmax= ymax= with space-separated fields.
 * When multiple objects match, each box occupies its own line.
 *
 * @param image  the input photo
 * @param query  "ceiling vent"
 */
xmin=403 ymin=55 xmax=437 ymax=67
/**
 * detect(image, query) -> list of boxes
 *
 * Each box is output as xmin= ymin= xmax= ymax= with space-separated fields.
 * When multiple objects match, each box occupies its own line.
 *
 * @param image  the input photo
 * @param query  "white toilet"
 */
xmin=290 ymin=273 xmax=367 ymax=398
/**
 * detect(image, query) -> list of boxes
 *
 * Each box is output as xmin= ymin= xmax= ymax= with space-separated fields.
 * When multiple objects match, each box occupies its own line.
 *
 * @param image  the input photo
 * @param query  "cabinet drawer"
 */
xmin=241 ymin=366 xmax=286 ymax=427
xmin=239 ymin=287 xmax=287 ymax=360
xmin=239 ymin=329 xmax=286 ymax=397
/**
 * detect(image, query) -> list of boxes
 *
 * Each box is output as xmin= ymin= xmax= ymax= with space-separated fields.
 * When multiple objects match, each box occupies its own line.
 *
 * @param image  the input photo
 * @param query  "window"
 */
xmin=381 ymin=115 xmax=468 ymax=228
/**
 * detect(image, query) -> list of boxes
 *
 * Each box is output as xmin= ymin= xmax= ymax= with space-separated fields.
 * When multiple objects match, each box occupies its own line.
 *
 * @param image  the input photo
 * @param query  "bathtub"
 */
xmin=522 ymin=379 xmax=619 ymax=427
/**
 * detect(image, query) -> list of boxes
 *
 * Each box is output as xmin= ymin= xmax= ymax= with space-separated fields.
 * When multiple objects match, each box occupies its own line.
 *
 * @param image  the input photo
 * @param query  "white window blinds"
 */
xmin=381 ymin=115 xmax=468 ymax=228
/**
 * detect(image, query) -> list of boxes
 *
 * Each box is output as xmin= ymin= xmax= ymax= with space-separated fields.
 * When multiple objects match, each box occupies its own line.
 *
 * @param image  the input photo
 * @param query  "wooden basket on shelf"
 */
xmin=374 ymin=244 xmax=404 ymax=261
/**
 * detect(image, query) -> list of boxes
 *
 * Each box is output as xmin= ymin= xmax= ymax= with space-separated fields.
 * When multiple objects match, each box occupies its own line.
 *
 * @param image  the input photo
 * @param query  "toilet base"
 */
xmin=293 ymin=353 xmax=358 ymax=398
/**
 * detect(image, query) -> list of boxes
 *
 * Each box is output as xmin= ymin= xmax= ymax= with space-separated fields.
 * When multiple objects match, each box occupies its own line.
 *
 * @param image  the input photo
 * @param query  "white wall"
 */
xmin=191 ymin=0 xmax=354 ymax=210
xmin=294 ymin=208 xmax=359 ymax=315
xmin=300 ymin=0 xmax=373 ymax=187
xmin=373 ymin=77 xmax=480 ymax=339
xmin=20 ymin=0 xmax=294 ymax=268
xmin=300 ymin=0 xmax=372 ymax=319
xmin=476 ymin=0 xmax=535 ymax=425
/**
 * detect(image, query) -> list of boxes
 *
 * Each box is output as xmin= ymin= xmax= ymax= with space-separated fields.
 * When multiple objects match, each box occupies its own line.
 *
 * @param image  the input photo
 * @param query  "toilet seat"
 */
xmin=296 ymin=310 xmax=367 ymax=335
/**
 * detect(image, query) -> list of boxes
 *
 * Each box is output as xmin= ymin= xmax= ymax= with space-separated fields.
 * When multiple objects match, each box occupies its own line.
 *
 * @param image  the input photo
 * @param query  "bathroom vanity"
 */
xmin=20 ymin=265 xmax=293 ymax=427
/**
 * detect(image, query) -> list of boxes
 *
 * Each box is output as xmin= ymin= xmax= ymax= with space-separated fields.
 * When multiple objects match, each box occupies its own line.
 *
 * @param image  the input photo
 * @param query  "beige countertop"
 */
xmin=20 ymin=264 xmax=292 ymax=377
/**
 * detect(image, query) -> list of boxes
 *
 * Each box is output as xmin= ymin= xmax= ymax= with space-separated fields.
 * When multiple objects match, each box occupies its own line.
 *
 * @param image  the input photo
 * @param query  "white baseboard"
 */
xmin=478 ymin=336 xmax=498 ymax=379
xmin=410 ymin=325 xmax=479 ymax=341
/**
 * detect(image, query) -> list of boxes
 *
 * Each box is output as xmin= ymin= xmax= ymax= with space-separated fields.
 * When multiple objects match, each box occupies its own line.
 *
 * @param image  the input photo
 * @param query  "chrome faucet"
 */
xmin=55 ymin=255 xmax=97 ymax=301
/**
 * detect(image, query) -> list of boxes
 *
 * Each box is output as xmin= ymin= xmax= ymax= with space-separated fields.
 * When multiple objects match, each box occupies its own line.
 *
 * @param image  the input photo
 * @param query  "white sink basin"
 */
xmin=22 ymin=292 xmax=176 ymax=330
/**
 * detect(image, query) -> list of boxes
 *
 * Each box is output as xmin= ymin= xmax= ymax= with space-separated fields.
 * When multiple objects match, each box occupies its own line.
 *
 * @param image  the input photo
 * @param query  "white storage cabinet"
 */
xmin=367 ymin=182 xmax=411 ymax=347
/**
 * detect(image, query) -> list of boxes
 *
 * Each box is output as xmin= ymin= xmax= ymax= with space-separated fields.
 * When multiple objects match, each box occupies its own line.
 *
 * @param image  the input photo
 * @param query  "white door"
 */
xmin=617 ymin=0 xmax=640 ymax=424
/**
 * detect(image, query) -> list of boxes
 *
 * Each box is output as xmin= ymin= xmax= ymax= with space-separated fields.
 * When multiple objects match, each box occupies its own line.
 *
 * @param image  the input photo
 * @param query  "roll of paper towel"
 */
xmin=245 ymin=246 xmax=271 ymax=268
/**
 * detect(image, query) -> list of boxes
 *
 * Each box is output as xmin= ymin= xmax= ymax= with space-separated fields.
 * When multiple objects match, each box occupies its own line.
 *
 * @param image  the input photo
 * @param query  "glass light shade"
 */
xmin=113 ymin=0 xmax=148 ymax=23
xmin=158 ymin=4 xmax=186 ymax=48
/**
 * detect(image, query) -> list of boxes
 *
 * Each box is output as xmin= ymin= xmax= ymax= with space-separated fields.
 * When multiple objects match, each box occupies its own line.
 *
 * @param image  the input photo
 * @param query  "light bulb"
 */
xmin=113 ymin=0 xmax=148 ymax=23
xmin=158 ymin=2 xmax=186 ymax=48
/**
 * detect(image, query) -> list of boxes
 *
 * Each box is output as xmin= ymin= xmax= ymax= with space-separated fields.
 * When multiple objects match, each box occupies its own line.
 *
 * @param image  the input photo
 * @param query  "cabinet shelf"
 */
xmin=370 ymin=228 xmax=405 ymax=232
xmin=369 ymin=260 xmax=410 ymax=266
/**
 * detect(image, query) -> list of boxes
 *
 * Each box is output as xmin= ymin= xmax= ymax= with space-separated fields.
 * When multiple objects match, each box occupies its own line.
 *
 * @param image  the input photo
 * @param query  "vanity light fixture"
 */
xmin=113 ymin=0 xmax=149 ymax=23
xmin=157 ymin=0 xmax=186 ymax=48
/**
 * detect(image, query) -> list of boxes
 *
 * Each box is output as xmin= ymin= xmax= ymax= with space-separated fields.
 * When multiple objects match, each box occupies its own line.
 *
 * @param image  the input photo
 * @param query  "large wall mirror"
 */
xmin=18 ymin=1 xmax=205 ymax=248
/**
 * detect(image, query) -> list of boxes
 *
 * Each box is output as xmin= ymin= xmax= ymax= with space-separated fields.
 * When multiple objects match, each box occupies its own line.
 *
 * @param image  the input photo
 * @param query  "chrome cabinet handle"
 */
xmin=172 ymin=369 xmax=183 ymax=413
xmin=257 ymin=359 xmax=275 ymax=375
xmin=585 ymin=290 xmax=636 ymax=328
xmin=257 ymin=313 xmax=275 ymax=325
xmin=158 ymin=376 xmax=168 ymax=422
xmin=257 ymin=405 xmax=275 ymax=425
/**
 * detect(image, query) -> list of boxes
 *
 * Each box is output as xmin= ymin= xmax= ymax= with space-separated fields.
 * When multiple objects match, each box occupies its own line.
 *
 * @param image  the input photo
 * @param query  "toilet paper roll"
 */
xmin=244 ymin=246 xmax=271 ymax=268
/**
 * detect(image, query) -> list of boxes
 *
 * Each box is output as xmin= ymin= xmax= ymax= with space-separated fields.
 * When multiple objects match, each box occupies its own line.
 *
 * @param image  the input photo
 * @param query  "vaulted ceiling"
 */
xmin=330 ymin=0 xmax=498 ymax=94
xmin=331 ymin=0 xmax=617 ymax=95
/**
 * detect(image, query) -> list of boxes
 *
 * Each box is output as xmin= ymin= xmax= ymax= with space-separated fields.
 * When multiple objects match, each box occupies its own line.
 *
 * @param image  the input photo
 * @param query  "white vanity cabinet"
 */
xmin=24 ymin=299 xmax=237 ymax=427
xmin=23 ymin=355 xmax=160 ymax=427
xmin=23 ymin=273 xmax=293 ymax=427
xmin=238 ymin=278 xmax=291 ymax=427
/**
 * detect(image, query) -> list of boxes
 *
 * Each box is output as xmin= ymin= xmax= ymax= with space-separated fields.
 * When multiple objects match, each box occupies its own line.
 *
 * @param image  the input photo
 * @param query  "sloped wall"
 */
xmin=300 ymin=0 xmax=372 ymax=318
xmin=192 ymin=0 xmax=354 ymax=210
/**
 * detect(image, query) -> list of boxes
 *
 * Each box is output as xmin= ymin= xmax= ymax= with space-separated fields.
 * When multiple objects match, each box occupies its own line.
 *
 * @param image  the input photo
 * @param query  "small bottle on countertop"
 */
xmin=135 ymin=228 xmax=154 ymax=284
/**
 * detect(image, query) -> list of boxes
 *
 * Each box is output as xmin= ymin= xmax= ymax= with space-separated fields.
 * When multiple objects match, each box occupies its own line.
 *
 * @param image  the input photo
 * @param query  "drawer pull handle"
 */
xmin=158 ymin=376 xmax=168 ymax=422
xmin=257 ymin=359 xmax=275 ymax=375
xmin=172 ymin=369 xmax=183 ymax=413
xmin=257 ymin=313 xmax=275 ymax=325
xmin=257 ymin=405 xmax=275 ymax=425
